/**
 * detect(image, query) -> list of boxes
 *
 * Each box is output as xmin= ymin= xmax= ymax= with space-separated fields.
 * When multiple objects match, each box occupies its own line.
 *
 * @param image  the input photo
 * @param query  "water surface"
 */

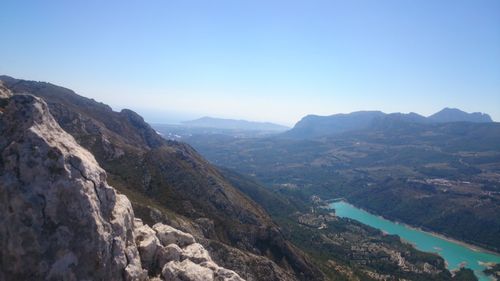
xmin=330 ymin=201 xmax=500 ymax=281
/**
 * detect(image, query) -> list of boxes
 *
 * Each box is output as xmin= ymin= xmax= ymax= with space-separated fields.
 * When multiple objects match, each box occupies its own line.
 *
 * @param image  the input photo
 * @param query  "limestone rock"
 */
xmin=162 ymin=259 xmax=214 ymax=281
xmin=0 ymin=81 xmax=12 ymax=99
xmin=0 ymin=94 xmax=245 ymax=281
xmin=153 ymin=223 xmax=196 ymax=247
xmin=0 ymin=94 xmax=146 ymax=280
xmin=1 ymin=75 xmax=325 ymax=281
xmin=182 ymin=243 xmax=213 ymax=263
xmin=135 ymin=223 xmax=162 ymax=271
xmin=157 ymin=244 xmax=183 ymax=265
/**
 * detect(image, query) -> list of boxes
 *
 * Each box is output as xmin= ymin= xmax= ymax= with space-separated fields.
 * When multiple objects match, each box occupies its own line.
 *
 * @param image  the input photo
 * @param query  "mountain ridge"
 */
xmin=284 ymin=108 xmax=494 ymax=139
xmin=429 ymin=107 xmax=493 ymax=123
xmin=0 ymin=75 xmax=324 ymax=281
xmin=182 ymin=116 xmax=290 ymax=132
xmin=0 ymin=93 xmax=244 ymax=280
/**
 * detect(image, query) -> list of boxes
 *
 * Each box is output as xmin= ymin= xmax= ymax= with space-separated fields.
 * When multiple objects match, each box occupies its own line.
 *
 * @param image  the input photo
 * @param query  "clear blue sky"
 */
xmin=1 ymin=0 xmax=499 ymax=125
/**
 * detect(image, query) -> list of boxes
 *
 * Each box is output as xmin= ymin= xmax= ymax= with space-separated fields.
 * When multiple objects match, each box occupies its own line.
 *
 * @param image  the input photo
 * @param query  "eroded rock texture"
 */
xmin=0 ymin=75 xmax=324 ymax=281
xmin=0 ymin=94 xmax=243 ymax=281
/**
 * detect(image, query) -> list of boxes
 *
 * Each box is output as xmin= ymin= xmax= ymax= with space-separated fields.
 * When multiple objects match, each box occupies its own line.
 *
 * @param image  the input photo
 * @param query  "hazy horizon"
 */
xmin=136 ymin=106 xmax=497 ymax=128
xmin=1 ymin=0 xmax=499 ymax=125
xmin=5 ymin=72 xmax=498 ymax=127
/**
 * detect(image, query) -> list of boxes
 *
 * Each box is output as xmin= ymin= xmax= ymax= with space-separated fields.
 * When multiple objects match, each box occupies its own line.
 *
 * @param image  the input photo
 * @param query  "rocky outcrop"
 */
xmin=128 ymin=203 xmax=300 ymax=281
xmin=0 ymin=94 xmax=243 ymax=280
xmin=0 ymin=81 xmax=12 ymax=99
xmin=0 ymin=82 xmax=12 ymax=112
xmin=0 ymin=75 xmax=326 ymax=281
xmin=133 ymin=219 xmax=244 ymax=281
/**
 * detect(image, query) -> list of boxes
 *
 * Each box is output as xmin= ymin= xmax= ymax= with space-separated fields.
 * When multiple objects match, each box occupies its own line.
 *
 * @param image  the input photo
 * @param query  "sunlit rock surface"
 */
xmin=0 ymin=94 xmax=243 ymax=281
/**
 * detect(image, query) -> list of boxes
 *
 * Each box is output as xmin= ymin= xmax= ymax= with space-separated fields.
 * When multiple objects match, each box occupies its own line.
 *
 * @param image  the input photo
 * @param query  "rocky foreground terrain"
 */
xmin=0 ymin=88 xmax=244 ymax=280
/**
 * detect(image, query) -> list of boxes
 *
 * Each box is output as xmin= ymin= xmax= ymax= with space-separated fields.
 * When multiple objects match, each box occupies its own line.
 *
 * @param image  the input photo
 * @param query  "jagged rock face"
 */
xmin=0 ymin=76 xmax=326 ymax=281
xmin=0 ymin=94 xmax=243 ymax=281
xmin=0 ymin=94 xmax=145 ymax=280
xmin=133 ymin=219 xmax=244 ymax=281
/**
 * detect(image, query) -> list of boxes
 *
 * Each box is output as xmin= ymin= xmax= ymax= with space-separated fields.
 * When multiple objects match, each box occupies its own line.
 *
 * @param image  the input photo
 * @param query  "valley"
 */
xmin=331 ymin=201 xmax=500 ymax=281
xmin=2 ymin=1 xmax=498 ymax=280
xmin=168 ymin=120 xmax=500 ymax=254
xmin=2 ymin=76 xmax=487 ymax=280
xmin=153 ymin=109 xmax=500 ymax=280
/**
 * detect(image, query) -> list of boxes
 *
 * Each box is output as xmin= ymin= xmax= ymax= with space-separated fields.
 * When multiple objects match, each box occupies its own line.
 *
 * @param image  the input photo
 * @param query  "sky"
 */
xmin=1 ymin=0 xmax=499 ymax=126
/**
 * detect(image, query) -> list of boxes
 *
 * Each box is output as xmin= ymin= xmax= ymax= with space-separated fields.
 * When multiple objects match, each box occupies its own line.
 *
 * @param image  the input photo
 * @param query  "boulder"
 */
xmin=182 ymin=243 xmax=213 ymax=263
xmin=153 ymin=223 xmax=196 ymax=247
xmin=157 ymin=244 xmax=183 ymax=265
xmin=162 ymin=260 xmax=214 ymax=281
xmin=135 ymin=224 xmax=162 ymax=271
xmin=0 ymin=94 xmax=245 ymax=281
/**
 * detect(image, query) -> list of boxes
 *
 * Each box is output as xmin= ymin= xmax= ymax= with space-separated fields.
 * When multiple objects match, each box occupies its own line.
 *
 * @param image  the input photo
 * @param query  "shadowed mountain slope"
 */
xmin=0 ymin=75 xmax=324 ymax=281
xmin=0 ymin=94 xmax=245 ymax=281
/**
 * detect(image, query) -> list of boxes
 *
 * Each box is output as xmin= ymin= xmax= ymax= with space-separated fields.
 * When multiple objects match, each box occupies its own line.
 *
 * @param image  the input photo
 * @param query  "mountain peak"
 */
xmin=429 ymin=108 xmax=492 ymax=123
xmin=284 ymin=111 xmax=386 ymax=139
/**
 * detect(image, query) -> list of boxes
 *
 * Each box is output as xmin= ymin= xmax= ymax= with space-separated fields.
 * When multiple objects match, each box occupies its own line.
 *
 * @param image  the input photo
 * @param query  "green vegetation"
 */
xmin=271 ymin=211 xmax=458 ymax=281
xmin=483 ymin=263 xmax=500 ymax=279
xmin=6 ymin=76 xmax=493 ymax=281
xmin=178 ymin=121 xmax=500 ymax=252
xmin=452 ymin=268 xmax=478 ymax=281
xmin=221 ymin=168 xmax=466 ymax=280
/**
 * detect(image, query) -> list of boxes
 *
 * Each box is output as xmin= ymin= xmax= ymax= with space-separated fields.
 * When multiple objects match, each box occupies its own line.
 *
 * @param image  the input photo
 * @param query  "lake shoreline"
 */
xmin=328 ymin=200 xmax=500 ymax=257
xmin=330 ymin=200 xmax=500 ymax=281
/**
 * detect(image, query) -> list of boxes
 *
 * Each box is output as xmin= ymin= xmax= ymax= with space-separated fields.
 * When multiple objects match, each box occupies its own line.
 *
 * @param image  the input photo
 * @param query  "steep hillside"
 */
xmin=0 ymin=94 xmax=243 ymax=280
xmin=0 ymin=75 xmax=323 ymax=281
xmin=216 ymin=169 xmax=465 ymax=281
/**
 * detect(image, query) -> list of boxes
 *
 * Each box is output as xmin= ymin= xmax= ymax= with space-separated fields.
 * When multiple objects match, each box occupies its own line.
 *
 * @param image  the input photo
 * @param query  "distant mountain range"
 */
xmin=428 ymin=108 xmax=493 ymax=123
xmin=183 ymin=108 xmax=500 ymax=254
xmin=182 ymin=116 xmax=290 ymax=131
xmin=284 ymin=108 xmax=493 ymax=139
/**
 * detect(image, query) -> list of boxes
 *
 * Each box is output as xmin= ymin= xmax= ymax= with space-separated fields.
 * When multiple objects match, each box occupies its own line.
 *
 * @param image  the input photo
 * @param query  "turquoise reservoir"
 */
xmin=330 ymin=201 xmax=500 ymax=281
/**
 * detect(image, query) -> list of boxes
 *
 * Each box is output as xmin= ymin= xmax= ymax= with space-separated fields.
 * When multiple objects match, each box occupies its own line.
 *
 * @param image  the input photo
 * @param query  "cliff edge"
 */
xmin=0 ymin=94 xmax=243 ymax=281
